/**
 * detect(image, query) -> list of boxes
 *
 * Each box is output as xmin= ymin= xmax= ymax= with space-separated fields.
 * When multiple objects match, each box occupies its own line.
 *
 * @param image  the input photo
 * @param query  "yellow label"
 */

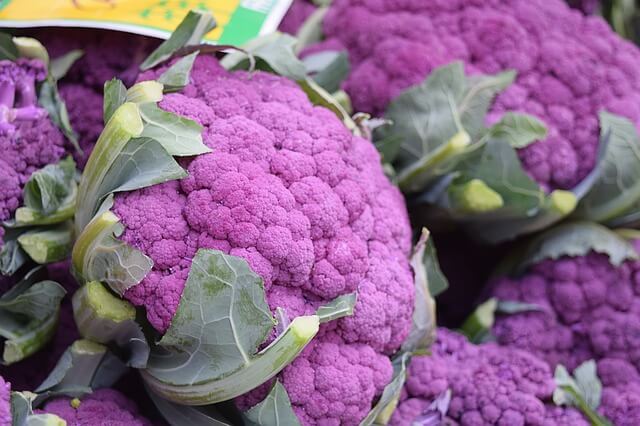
xmin=0 ymin=0 xmax=292 ymax=45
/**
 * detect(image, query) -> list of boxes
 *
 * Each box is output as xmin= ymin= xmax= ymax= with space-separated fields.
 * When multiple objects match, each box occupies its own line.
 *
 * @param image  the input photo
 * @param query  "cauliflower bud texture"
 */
xmin=320 ymin=0 xmax=640 ymax=191
xmin=112 ymin=55 xmax=414 ymax=424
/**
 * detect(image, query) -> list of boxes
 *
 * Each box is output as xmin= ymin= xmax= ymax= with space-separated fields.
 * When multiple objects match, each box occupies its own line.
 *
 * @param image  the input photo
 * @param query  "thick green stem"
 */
xmin=72 ymin=210 xmax=119 ymax=281
xmin=75 ymin=102 xmax=143 ymax=232
xmin=17 ymin=223 xmax=73 ymax=264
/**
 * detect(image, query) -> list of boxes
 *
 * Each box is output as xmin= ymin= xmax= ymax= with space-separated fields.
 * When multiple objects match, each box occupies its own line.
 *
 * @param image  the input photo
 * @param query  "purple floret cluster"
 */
xmin=0 ymin=376 xmax=9 ymax=426
xmin=390 ymin=328 xmax=587 ymax=426
xmin=0 ymin=59 xmax=66 ymax=247
xmin=112 ymin=54 xmax=413 ymax=424
xmin=318 ymin=0 xmax=640 ymax=191
xmin=39 ymin=389 xmax=152 ymax=426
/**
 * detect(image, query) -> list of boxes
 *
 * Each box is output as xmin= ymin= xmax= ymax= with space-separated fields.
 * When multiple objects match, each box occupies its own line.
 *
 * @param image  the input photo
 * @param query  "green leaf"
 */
xmin=553 ymin=361 xmax=612 ymax=426
xmin=140 ymin=10 xmax=216 ymax=70
xmin=38 ymin=79 xmax=80 ymax=153
xmin=23 ymin=157 xmax=75 ymax=216
xmin=142 ymin=249 xmax=319 ymax=405
xmin=103 ymin=79 xmax=127 ymax=124
xmin=401 ymin=229 xmax=437 ymax=354
xmin=360 ymin=353 xmax=410 ymax=426
xmin=72 ymin=200 xmax=152 ymax=295
xmin=0 ymin=229 xmax=28 ymax=276
xmin=17 ymin=222 xmax=73 ymax=265
xmin=158 ymin=51 xmax=199 ymax=93
xmin=303 ymin=51 xmax=350 ymax=94
xmin=138 ymin=103 xmax=210 ymax=156
xmin=460 ymin=298 xmax=497 ymax=344
xmin=574 ymin=111 xmax=640 ymax=223
xmin=243 ymin=381 xmax=301 ymax=426
xmin=146 ymin=387 xmax=233 ymax=426
xmin=298 ymin=77 xmax=361 ymax=136
xmin=126 ymin=81 xmax=164 ymax=105
xmin=72 ymin=281 xmax=149 ymax=368
xmin=316 ymin=292 xmax=357 ymax=323
xmin=488 ymin=112 xmax=548 ymax=149
xmin=49 ymin=49 xmax=83 ymax=81
xmin=512 ymin=222 xmax=638 ymax=274
xmin=11 ymin=391 xmax=66 ymax=426
xmin=0 ymin=268 xmax=65 ymax=364
xmin=221 ymin=32 xmax=307 ymax=81
xmin=36 ymin=339 xmax=127 ymax=396
xmin=0 ymin=33 xmax=17 ymax=61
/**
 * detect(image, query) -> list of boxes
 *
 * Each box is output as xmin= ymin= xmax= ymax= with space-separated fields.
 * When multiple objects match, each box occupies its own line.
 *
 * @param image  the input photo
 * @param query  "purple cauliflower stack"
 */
xmin=0 ymin=59 xmax=66 ymax=247
xmin=490 ymin=241 xmax=640 ymax=374
xmin=39 ymin=389 xmax=151 ymax=426
xmin=319 ymin=0 xmax=640 ymax=191
xmin=112 ymin=55 xmax=414 ymax=425
xmin=38 ymin=29 xmax=156 ymax=168
xmin=390 ymin=328 xmax=588 ymax=426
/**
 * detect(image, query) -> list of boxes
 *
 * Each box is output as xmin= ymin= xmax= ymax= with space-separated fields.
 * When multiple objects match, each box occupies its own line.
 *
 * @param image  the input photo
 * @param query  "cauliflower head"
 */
xmin=109 ymin=55 xmax=413 ymax=424
xmin=389 ymin=328 xmax=588 ymax=426
xmin=320 ymin=0 xmax=640 ymax=191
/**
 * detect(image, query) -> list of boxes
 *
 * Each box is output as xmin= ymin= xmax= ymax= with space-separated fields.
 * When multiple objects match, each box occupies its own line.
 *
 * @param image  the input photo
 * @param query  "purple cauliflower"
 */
xmin=318 ymin=0 xmax=640 ymax=191
xmin=279 ymin=0 xmax=317 ymax=34
xmin=109 ymin=54 xmax=413 ymax=424
xmin=37 ymin=29 xmax=156 ymax=168
xmin=0 ymin=59 xmax=66 ymax=247
xmin=39 ymin=389 xmax=151 ymax=426
xmin=389 ymin=328 xmax=588 ymax=426
xmin=597 ymin=358 xmax=640 ymax=425
xmin=490 ymin=240 xmax=640 ymax=374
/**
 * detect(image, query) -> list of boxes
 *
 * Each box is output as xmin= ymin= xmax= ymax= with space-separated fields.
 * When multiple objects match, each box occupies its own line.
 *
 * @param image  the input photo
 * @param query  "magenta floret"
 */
xmin=40 ymin=389 xmax=151 ymax=426
xmin=0 ymin=376 xmax=9 ymax=426
xmin=390 ymin=328 xmax=588 ymax=426
xmin=112 ymin=55 xmax=413 ymax=424
xmin=319 ymin=0 xmax=640 ymax=191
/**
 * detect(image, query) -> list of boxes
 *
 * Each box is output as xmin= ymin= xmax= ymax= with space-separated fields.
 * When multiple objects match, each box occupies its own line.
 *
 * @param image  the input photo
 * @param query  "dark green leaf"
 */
xmin=221 ymin=33 xmax=306 ymax=81
xmin=401 ymin=229 xmax=437 ymax=354
xmin=38 ymin=79 xmax=80 ymax=152
xmin=459 ymin=298 xmax=497 ymax=344
xmin=148 ymin=249 xmax=275 ymax=385
xmin=303 ymin=50 xmax=350 ymax=94
xmin=158 ymin=51 xmax=199 ymax=93
xmin=0 ymin=33 xmax=17 ymax=61
xmin=574 ymin=112 xmax=640 ymax=223
xmin=488 ymin=112 xmax=548 ymax=149
xmin=0 ymin=270 xmax=65 ymax=364
xmin=513 ymin=222 xmax=638 ymax=274
xmin=36 ymin=339 xmax=127 ymax=397
xmin=243 ymin=381 xmax=301 ymax=426
xmin=146 ymin=387 xmax=233 ymax=426
xmin=138 ymin=103 xmax=210 ymax=157
xmin=23 ymin=157 xmax=75 ymax=216
xmin=316 ymin=293 xmax=356 ymax=323
xmin=103 ymin=78 xmax=127 ymax=124
xmin=50 ymin=50 xmax=83 ymax=81
xmin=0 ymin=230 xmax=28 ymax=276
xmin=360 ymin=353 xmax=410 ymax=426
xmin=140 ymin=10 xmax=216 ymax=70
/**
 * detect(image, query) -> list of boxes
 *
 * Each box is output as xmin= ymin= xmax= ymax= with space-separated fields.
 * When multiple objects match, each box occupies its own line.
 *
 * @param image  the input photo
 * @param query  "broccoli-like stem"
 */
xmin=13 ymin=105 xmax=46 ymax=121
xmin=72 ymin=280 xmax=137 ymax=344
xmin=0 ymin=81 xmax=15 ymax=107
xmin=449 ymin=178 xmax=504 ymax=214
xmin=17 ymin=222 xmax=73 ymax=264
xmin=16 ymin=78 xmax=37 ymax=107
xmin=142 ymin=315 xmax=320 ymax=405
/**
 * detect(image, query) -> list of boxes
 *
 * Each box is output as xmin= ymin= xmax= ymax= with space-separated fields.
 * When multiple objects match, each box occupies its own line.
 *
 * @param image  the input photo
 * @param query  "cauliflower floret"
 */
xmin=112 ymin=55 xmax=413 ymax=425
xmin=319 ymin=0 xmax=640 ymax=190
xmin=39 ymin=389 xmax=151 ymax=426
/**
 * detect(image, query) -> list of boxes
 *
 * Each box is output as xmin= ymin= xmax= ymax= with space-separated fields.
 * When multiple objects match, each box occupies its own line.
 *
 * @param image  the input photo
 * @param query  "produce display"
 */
xmin=0 ymin=1 xmax=639 ymax=425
